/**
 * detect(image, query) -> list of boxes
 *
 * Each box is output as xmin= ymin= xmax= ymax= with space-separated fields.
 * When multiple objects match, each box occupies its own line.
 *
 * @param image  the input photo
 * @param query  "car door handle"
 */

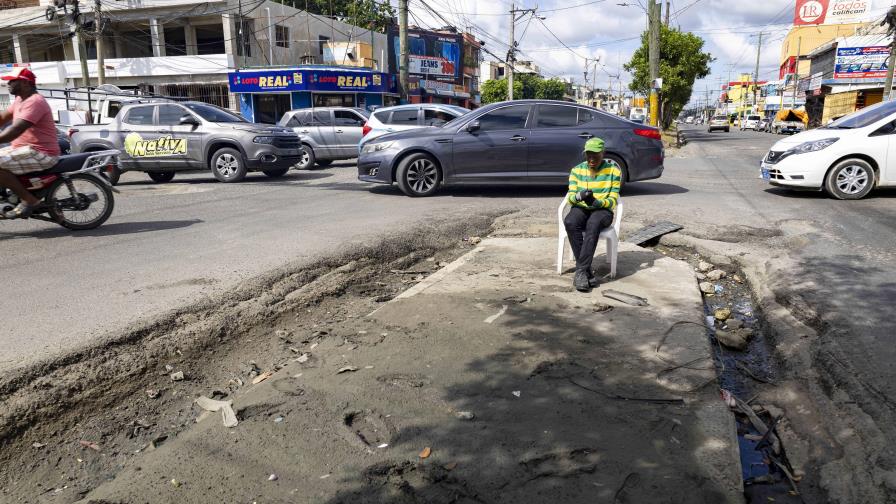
xmin=335 ymin=129 xmax=344 ymax=133
xmin=578 ymin=133 xmax=594 ymax=139
xmin=299 ymin=129 xmax=309 ymax=134
xmin=510 ymin=135 xmax=526 ymax=142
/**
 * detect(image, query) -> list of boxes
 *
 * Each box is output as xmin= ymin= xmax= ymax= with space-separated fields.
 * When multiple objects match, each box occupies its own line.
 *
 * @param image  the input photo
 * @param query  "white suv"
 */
xmin=359 ymin=104 xmax=470 ymax=150
xmin=740 ymin=115 xmax=762 ymax=131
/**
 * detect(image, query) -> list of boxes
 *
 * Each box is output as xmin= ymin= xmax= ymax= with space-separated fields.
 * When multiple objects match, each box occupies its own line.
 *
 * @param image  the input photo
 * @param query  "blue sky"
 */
xmin=405 ymin=0 xmax=896 ymax=103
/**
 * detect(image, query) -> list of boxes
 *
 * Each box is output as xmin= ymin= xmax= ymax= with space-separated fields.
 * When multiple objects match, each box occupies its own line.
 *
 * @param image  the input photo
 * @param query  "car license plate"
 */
xmin=761 ymin=167 xmax=770 ymax=181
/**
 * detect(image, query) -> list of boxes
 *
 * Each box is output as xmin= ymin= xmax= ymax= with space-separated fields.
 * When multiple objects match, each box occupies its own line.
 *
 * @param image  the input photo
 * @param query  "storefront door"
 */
xmin=254 ymin=94 xmax=292 ymax=124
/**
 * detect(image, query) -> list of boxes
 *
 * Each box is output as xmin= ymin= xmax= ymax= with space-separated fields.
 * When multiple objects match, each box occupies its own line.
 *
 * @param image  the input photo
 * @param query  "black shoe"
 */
xmin=587 ymin=272 xmax=599 ymax=288
xmin=574 ymin=270 xmax=591 ymax=292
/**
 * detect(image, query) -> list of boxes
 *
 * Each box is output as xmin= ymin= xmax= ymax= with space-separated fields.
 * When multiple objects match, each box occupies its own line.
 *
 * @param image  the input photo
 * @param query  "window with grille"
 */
xmin=275 ymin=25 xmax=289 ymax=48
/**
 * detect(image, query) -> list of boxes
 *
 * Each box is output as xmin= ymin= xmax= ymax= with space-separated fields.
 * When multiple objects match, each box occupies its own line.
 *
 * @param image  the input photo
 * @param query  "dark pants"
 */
xmin=564 ymin=207 xmax=614 ymax=274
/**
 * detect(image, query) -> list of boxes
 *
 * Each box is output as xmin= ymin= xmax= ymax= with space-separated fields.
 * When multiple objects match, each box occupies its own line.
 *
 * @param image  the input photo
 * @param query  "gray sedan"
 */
xmin=357 ymin=99 xmax=664 ymax=196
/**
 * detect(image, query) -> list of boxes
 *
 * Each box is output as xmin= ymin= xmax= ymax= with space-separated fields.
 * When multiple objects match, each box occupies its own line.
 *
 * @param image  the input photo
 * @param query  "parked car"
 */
xmin=685 ymin=116 xmax=695 ymax=124
xmin=757 ymin=118 xmax=770 ymax=132
xmin=56 ymin=124 xmax=71 ymax=154
xmin=278 ymin=107 xmax=370 ymax=169
xmin=70 ymin=101 xmax=302 ymax=184
xmin=629 ymin=107 xmax=647 ymax=123
xmin=360 ymin=104 xmax=470 ymax=148
xmin=772 ymin=109 xmax=807 ymax=135
xmin=760 ymin=99 xmax=896 ymax=199
xmin=740 ymin=115 xmax=762 ymax=131
xmin=357 ymin=100 xmax=664 ymax=197
xmin=707 ymin=115 xmax=729 ymax=133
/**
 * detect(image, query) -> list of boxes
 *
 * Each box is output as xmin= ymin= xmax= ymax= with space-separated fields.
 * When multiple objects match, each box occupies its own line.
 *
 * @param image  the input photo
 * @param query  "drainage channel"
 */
xmin=651 ymin=243 xmax=805 ymax=504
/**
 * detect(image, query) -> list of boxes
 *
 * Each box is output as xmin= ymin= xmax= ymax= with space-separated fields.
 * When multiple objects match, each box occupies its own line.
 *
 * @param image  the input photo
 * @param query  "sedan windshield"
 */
xmin=184 ymin=103 xmax=247 ymax=123
xmin=826 ymin=99 xmax=896 ymax=129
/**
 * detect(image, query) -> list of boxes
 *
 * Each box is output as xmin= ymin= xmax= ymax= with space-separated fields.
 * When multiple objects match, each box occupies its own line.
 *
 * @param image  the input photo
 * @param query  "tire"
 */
xmin=147 ymin=171 xmax=175 ymax=183
xmin=824 ymin=158 xmax=874 ymax=200
xmin=315 ymin=159 xmax=333 ymax=167
xmin=47 ymin=173 xmax=114 ymax=230
xmin=263 ymin=167 xmax=290 ymax=178
xmin=210 ymin=148 xmax=247 ymax=182
xmin=724 ymin=128 xmax=729 ymax=133
xmin=396 ymin=153 xmax=441 ymax=197
xmin=604 ymin=154 xmax=628 ymax=193
xmin=296 ymin=144 xmax=315 ymax=170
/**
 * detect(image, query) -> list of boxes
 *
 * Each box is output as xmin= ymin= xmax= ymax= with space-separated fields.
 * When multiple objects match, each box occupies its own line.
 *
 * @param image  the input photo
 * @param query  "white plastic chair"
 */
xmin=556 ymin=199 xmax=623 ymax=278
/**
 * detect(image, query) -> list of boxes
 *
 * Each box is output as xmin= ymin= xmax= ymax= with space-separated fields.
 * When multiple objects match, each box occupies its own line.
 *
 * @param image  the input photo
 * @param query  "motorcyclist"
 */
xmin=0 ymin=67 xmax=61 ymax=219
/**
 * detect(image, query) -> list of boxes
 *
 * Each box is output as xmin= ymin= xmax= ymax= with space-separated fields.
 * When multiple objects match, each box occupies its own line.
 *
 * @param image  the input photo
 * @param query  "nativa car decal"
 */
xmin=124 ymin=133 xmax=188 ymax=157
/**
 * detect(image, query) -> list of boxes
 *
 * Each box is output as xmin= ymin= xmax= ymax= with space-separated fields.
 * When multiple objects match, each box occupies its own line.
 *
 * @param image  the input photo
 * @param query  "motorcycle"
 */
xmin=0 ymin=150 xmax=119 ymax=230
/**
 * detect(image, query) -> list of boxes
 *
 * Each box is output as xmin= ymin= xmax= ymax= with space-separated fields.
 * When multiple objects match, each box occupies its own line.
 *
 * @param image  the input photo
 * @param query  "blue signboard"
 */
xmin=229 ymin=68 xmax=395 ymax=94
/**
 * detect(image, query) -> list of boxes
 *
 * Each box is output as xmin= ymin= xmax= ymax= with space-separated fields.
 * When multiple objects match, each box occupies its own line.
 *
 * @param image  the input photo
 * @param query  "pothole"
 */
xmin=651 ymin=243 xmax=803 ymax=503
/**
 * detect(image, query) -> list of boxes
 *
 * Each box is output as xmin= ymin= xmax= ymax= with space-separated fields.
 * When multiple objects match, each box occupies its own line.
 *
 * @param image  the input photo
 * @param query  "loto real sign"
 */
xmin=794 ymin=0 xmax=871 ymax=26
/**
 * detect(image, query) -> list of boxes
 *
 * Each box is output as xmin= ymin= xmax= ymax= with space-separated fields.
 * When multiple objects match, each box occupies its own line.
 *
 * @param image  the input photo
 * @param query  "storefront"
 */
xmin=407 ymin=78 xmax=473 ymax=108
xmin=228 ymin=66 xmax=399 ymax=123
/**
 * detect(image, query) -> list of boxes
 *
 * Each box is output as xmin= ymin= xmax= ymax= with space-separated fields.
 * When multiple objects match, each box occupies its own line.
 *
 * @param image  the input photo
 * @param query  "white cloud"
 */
xmin=402 ymin=0 xmax=895 ymax=101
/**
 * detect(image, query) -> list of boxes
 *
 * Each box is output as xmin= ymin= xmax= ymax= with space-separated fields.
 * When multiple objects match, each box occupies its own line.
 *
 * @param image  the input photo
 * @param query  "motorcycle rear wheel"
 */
xmin=47 ymin=174 xmax=115 ymax=230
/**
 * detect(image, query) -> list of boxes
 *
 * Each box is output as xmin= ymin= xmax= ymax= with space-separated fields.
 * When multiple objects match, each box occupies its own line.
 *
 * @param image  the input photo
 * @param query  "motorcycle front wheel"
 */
xmin=47 ymin=173 xmax=115 ymax=230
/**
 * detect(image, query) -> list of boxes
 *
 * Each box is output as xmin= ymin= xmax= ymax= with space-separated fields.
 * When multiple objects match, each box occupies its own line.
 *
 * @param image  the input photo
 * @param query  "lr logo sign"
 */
xmin=795 ymin=0 xmax=828 ymax=25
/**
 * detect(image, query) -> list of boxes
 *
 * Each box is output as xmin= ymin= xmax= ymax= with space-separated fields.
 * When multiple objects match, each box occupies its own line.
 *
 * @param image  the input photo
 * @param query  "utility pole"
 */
xmin=882 ymin=6 xmax=896 ymax=100
xmin=508 ymin=2 xmax=515 ymax=100
xmin=398 ymin=0 xmax=409 ymax=101
xmin=94 ymin=0 xmax=105 ymax=85
xmin=791 ymin=37 xmax=801 ymax=109
xmin=648 ymin=0 xmax=660 ymax=127
xmin=584 ymin=57 xmax=599 ymax=107
xmin=507 ymin=4 xmax=537 ymax=101
xmin=664 ymin=0 xmax=670 ymax=26
xmin=751 ymin=32 xmax=766 ymax=115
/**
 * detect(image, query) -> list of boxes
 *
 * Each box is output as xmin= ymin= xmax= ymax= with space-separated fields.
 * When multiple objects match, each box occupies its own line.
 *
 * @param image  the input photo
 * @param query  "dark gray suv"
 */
xmin=357 ymin=100 xmax=664 ymax=197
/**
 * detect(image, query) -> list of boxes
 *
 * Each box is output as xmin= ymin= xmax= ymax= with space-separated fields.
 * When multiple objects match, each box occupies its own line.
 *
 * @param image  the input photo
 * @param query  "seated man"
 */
xmin=563 ymin=137 xmax=621 ymax=292
xmin=0 ymin=67 xmax=61 ymax=219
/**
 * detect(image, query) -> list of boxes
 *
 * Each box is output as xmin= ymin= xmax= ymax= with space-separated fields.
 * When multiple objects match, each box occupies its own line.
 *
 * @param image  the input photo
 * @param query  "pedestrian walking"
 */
xmin=563 ymin=137 xmax=621 ymax=292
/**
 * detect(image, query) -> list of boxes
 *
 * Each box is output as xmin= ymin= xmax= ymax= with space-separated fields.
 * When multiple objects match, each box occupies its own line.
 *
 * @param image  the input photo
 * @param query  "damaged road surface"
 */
xmin=0 ymin=232 xmax=743 ymax=503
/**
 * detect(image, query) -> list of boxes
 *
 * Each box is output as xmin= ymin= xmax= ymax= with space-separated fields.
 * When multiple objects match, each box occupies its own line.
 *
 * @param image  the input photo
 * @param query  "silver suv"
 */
xmin=278 ymin=107 xmax=370 ymax=169
xmin=71 ymin=101 xmax=302 ymax=184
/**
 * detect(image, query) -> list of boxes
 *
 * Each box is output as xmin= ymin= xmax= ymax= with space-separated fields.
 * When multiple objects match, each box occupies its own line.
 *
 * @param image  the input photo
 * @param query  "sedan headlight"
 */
xmin=361 ymin=141 xmax=394 ymax=154
xmin=253 ymin=136 xmax=276 ymax=144
xmin=789 ymin=137 xmax=839 ymax=155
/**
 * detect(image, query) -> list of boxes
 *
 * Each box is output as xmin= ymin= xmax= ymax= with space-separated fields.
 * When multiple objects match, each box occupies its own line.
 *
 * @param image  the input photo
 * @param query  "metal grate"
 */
xmin=148 ymin=83 xmax=232 ymax=109
xmin=625 ymin=221 xmax=683 ymax=245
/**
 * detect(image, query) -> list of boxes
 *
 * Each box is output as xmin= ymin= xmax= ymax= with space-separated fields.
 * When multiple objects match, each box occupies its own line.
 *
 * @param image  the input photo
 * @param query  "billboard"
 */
xmin=229 ymin=69 xmax=395 ymax=93
xmin=388 ymin=27 xmax=463 ymax=85
xmin=834 ymin=46 xmax=890 ymax=79
xmin=794 ymin=0 xmax=871 ymax=26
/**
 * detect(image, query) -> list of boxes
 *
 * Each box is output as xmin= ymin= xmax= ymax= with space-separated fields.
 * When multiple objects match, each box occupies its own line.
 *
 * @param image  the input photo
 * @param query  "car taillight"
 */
xmin=634 ymin=128 xmax=661 ymax=140
xmin=68 ymin=128 xmax=78 ymax=138
xmin=362 ymin=123 xmax=372 ymax=136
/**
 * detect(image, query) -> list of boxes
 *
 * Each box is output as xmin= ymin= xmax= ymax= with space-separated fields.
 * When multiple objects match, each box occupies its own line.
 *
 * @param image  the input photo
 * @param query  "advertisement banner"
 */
xmin=229 ymin=69 xmax=394 ymax=94
xmin=794 ymin=0 xmax=871 ymax=26
xmin=834 ymin=46 xmax=889 ymax=79
xmin=388 ymin=27 xmax=463 ymax=85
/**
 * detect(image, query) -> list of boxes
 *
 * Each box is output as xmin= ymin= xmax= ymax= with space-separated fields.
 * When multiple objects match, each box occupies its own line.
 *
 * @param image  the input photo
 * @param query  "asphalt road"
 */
xmin=3 ymin=128 xmax=895 ymax=411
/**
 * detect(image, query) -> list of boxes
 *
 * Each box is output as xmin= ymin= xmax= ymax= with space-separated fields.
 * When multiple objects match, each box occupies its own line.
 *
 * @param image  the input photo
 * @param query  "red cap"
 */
xmin=1 ymin=67 xmax=36 ymax=83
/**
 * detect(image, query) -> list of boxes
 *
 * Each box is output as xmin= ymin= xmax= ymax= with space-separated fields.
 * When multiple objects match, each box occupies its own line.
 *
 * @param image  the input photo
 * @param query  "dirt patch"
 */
xmin=0 ymin=213 xmax=505 ymax=503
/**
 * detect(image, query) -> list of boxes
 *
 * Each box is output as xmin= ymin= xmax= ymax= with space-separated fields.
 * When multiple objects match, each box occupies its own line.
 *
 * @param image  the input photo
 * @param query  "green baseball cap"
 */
xmin=583 ymin=137 xmax=605 ymax=153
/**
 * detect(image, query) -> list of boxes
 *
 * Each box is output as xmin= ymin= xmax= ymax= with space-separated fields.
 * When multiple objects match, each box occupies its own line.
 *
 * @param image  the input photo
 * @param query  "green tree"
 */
xmin=536 ymin=78 xmax=568 ymax=100
xmin=481 ymin=74 xmax=568 ymax=104
xmin=273 ymin=0 xmax=395 ymax=33
xmin=624 ymin=25 xmax=713 ymax=129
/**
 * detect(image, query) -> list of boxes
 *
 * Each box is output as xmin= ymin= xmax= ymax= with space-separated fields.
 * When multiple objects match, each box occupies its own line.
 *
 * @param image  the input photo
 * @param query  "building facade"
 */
xmin=0 ymin=0 xmax=388 ymax=120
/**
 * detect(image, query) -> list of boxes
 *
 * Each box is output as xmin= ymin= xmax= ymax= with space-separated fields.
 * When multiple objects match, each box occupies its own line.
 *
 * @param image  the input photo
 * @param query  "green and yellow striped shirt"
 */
xmin=567 ymin=160 xmax=621 ymax=211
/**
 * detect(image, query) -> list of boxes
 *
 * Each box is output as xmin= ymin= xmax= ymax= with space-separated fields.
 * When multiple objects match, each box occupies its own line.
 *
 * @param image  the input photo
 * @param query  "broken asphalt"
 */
xmin=74 ymin=234 xmax=742 ymax=503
